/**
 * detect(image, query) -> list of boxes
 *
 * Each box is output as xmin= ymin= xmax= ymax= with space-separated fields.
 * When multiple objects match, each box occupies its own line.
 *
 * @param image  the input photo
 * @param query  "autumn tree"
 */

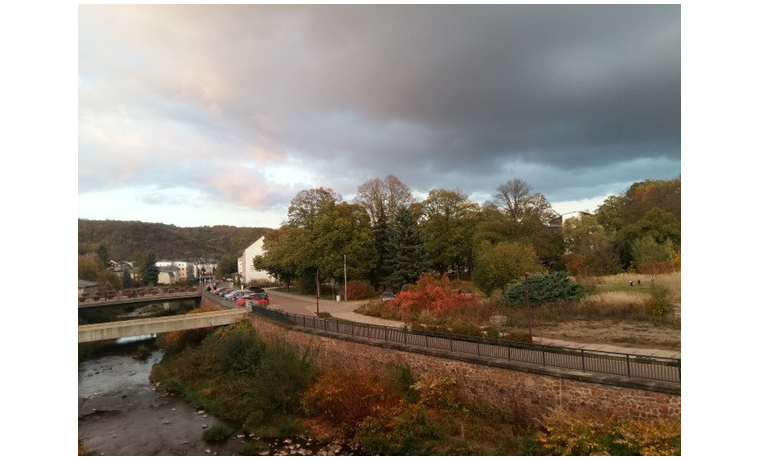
xmin=475 ymin=178 xmax=564 ymax=269
xmin=418 ymin=188 xmax=479 ymax=277
xmin=473 ymin=240 xmax=541 ymax=296
xmin=596 ymin=176 xmax=681 ymax=235
xmin=288 ymin=187 xmax=342 ymax=230
xmin=615 ymin=208 xmax=680 ymax=270
xmin=494 ymin=178 xmax=557 ymax=224
xmin=354 ymin=175 xmax=414 ymax=226
xmin=562 ymin=213 xmax=621 ymax=276
xmin=78 ymin=254 xmax=103 ymax=282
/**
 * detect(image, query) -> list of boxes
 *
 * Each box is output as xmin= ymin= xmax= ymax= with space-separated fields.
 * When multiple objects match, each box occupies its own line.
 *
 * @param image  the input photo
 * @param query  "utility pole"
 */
xmin=315 ymin=269 xmax=320 ymax=315
xmin=525 ymin=273 xmax=532 ymax=340
xmin=343 ymin=254 xmax=348 ymax=302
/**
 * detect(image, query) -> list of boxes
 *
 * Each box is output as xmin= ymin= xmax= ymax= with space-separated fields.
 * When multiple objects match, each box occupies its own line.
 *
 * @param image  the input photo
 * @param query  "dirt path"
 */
xmin=533 ymin=320 xmax=681 ymax=351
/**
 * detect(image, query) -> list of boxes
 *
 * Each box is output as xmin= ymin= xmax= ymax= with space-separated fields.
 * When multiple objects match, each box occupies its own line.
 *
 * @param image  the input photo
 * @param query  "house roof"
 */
xmin=78 ymin=280 xmax=99 ymax=289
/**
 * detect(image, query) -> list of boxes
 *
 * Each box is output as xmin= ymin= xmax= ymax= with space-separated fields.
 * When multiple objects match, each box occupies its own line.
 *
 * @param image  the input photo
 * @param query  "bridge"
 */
xmin=78 ymin=288 xmax=202 ymax=310
xmin=78 ymin=308 xmax=250 ymax=343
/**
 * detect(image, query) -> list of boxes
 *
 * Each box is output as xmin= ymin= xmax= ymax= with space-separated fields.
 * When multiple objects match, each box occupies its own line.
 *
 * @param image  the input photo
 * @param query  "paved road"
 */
xmin=266 ymin=290 xmax=405 ymax=327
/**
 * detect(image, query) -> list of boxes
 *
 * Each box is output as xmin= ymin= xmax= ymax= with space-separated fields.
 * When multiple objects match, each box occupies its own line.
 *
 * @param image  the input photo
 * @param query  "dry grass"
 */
xmin=578 ymin=272 xmax=680 ymax=303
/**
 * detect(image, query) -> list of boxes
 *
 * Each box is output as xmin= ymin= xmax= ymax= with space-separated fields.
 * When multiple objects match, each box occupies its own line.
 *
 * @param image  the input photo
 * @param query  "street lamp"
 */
xmin=525 ymin=273 xmax=532 ymax=340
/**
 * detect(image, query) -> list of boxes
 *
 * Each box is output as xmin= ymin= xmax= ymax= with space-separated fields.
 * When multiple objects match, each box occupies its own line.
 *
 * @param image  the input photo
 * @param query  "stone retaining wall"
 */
xmin=248 ymin=315 xmax=680 ymax=421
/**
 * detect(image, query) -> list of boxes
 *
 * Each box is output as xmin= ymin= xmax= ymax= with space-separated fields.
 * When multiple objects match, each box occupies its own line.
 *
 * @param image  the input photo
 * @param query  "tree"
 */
xmin=483 ymin=178 xmax=564 ymax=268
xmin=312 ymin=202 xmax=378 ymax=282
xmin=288 ymin=187 xmax=342 ymax=230
xmin=121 ymin=269 xmax=134 ymax=289
xmin=473 ymin=240 xmax=541 ymax=296
xmin=141 ymin=252 xmax=159 ymax=285
xmin=595 ymin=176 xmax=681 ymax=235
xmin=258 ymin=226 xmax=301 ymax=290
xmin=97 ymin=244 xmax=110 ymax=266
xmin=562 ymin=213 xmax=620 ymax=276
xmin=419 ymin=189 xmax=479 ymax=277
xmin=615 ymin=208 xmax=680 ymax=269
xmin=78 ymin=254 xmax=102 ymax=282
xmin=494 ymin=178 xmax=557 ymax=224
xmin=383 ymin=205 xmax=426 ymax=291
xmin=631 ymin=235 xmax=679 ymax=274
xmin=370 ymin=209 xmax=392 ymax=287
xmin=355 ymin=175 xmax=414 ymax=226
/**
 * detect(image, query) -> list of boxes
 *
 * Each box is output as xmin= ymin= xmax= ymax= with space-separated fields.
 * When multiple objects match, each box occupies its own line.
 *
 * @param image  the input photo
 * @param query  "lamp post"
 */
xmin=343 ymin=254 xmax=348 ymax=302
xmin=525 ymin=272 xmax=532 ymax=340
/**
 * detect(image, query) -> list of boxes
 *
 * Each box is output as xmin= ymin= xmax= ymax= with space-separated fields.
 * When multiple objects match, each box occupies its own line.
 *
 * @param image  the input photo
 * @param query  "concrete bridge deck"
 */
xmin=78 ymin=308 xmax=249 ymax=343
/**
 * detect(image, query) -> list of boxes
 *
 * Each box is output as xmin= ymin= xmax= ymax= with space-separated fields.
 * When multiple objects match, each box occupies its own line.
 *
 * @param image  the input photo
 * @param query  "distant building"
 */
xmin=157 ymin=265 xmax=180 ymax=285
xmin=78 ymin=279 xmax=99 ymax=297
xmin=193 ymin=258 xmax=219 ymax=283
xmin=238 ymin=236 xmax=275 ymax=284
xmin=156 ymin=260 xmax=196 ymax=282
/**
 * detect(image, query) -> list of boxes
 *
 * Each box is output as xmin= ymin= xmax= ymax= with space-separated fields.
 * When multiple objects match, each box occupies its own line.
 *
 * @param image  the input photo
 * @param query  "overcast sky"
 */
xmin=78 ymin=4 xmax=681 ymax=228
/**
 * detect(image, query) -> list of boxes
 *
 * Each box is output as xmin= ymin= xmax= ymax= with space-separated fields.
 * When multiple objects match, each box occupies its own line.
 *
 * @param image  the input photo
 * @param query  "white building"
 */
xmin=238 ymin=236 xmax=275 ymax=284
xmin=193 ymin=258 xmax=219 ymax=283
xmin=157 ymin=266 xmax=180 ymax=285
xmin=156 ymin=260 xmax=196 ymax=282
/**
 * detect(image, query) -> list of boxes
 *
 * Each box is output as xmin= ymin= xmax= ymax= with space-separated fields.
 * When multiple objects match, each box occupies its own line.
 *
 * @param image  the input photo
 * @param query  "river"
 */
xmin=78 ymin=336 xmax=358 ymax=456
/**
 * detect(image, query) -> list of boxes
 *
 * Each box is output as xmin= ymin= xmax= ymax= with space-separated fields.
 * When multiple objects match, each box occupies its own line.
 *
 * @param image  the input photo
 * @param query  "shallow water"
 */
xmin=77 ymin=339 xmax=359 ymax=455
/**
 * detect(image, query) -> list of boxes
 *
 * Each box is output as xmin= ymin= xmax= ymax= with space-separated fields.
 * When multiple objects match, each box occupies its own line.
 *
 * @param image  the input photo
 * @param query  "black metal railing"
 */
xmin=250 ymin=305 xmax=681 ymax=384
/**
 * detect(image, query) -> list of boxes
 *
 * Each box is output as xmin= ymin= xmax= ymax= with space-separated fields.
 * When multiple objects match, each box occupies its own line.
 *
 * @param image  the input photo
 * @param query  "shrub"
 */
xmin=202 ymin=423 xmax=234 ymax=442
xmin=346 ymin=280 xmax=375 ymax=300
xmin=301 ymin=369 xmax=402 ymax=435
xmin=644 ymin=284 xmax=673 ymax=316
xmin=536 ymin=407 xmax=680 ymax=455
xmin=499 ymin=271 xmax=584 ymax=307
xmin=383 ymin=274 xmax=482 ymax=322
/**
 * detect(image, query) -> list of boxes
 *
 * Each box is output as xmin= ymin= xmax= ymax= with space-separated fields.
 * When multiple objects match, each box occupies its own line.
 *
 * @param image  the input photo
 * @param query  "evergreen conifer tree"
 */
xmin=383 ymin=206 xmax=426 ymax=290
xmin=141 ymin=252 xmax=159 ymax=286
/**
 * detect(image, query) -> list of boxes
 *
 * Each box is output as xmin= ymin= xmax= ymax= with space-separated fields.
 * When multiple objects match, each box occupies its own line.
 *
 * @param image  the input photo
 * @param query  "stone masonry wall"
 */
xmin=249 ymin=315 xmax=680 ymax=421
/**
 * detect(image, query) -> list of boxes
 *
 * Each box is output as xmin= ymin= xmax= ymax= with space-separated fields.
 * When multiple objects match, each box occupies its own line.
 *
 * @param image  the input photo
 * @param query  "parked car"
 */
xmin=246 ymin=286 xmax=268 ymax=300
xmin=240 ymin=292 xmax=269 ymax=307
xmin=381 ymin=291 xmax=395 ymax=301
xmin=225 ymin=290 xmax=248 ymax=300
xmin=213 ymin=287 xmax=232 ymax=296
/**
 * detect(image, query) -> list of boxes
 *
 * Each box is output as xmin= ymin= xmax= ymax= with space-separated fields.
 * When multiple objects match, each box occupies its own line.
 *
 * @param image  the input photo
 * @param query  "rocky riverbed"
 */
xmin=78 ymin=338 xmax=359 ymax=455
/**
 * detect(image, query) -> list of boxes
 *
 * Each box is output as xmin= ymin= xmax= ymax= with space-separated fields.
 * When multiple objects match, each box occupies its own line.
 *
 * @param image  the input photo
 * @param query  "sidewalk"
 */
xmin=265 ymin=289 xmax=680 ymax=359
xmin=532 ymin=337 xmax=681 ymax=360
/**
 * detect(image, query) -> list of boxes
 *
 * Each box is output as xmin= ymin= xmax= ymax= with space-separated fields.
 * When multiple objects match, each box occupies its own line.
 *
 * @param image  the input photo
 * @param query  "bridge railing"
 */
xmin=79 ymin=287 xmax=202 ymax=303
xmin=250 ymin=304 xmax=681 ymax=384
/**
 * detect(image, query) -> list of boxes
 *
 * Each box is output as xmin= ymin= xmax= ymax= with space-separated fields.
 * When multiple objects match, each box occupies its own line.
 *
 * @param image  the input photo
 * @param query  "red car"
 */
xmin=238 ymin=293 xmax=269 ymax=307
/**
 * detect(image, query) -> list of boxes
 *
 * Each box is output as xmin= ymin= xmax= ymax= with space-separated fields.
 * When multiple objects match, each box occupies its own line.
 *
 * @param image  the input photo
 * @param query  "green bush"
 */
xmin=499 ymin=271 xmax=584 ymax=307
xmin=644 ymin=284 xmax=673 ymax=316
xmin=202 ymin=423 xmax=234 ymax=442
xmin=150 ymin=321 xmax=315 ymax=436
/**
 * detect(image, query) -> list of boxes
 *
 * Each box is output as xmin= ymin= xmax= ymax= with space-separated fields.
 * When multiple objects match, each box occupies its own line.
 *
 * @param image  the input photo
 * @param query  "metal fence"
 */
xmin=251 ymin=305 xmax=681 ymax=384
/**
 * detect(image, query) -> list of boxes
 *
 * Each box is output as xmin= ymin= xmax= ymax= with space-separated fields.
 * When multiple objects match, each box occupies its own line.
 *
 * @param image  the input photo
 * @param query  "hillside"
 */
xmin=78 ymin=219 xmax=271 ymax=261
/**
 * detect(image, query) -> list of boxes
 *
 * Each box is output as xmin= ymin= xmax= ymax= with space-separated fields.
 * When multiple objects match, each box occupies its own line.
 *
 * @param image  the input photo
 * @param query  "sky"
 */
xmin=77 ymin=4 xmax=681 ymax=228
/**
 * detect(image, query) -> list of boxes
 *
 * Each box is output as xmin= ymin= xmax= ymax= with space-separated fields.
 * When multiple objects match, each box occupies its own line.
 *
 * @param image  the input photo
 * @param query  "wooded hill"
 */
xmin=78 ymin=219 xmax=271 ymax=261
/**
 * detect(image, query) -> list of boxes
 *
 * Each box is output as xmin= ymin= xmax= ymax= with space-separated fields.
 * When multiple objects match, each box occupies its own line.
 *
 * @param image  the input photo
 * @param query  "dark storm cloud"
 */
xmin=258 ymin=4 xmax=680 ymax=190
xmin=79 ymin=4 xmax=680 ymax=222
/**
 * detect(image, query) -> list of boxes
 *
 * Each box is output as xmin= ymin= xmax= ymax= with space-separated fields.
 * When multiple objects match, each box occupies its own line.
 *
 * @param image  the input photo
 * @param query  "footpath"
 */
xmin=265 ymin=290 xmax=680 ymax=360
